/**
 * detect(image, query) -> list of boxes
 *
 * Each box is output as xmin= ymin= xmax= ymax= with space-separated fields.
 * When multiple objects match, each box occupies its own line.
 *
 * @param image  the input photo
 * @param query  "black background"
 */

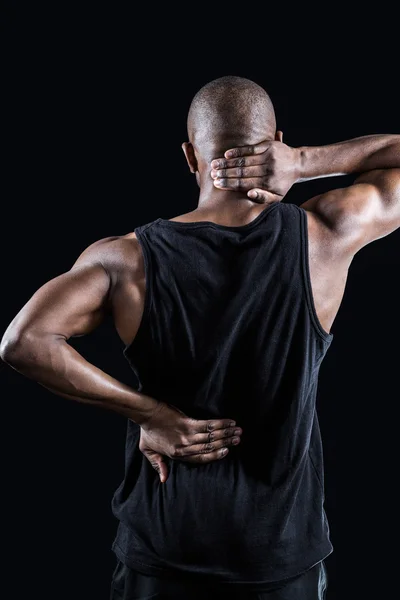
xmin=1 ymin=6 xmax=399 ymax=600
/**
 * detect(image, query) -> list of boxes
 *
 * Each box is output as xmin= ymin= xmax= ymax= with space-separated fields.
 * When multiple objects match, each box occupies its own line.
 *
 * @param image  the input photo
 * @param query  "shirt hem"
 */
xmin=111 ymin=538 xmax=333 ymax=591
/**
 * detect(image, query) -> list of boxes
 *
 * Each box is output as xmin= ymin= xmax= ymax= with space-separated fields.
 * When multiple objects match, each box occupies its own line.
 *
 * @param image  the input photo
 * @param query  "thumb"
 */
xmin=143 ymin=450 xmax=169 ymax=483
xmin=247 ymin=189 xmax=278 ymax=203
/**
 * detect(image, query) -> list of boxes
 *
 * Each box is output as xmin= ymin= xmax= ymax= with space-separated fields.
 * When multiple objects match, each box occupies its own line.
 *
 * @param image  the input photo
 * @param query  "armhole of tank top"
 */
xmin=298 ymin=205 xmax=334 ymax=343
xmin=123 ymin=224 xmax=154 ymax=356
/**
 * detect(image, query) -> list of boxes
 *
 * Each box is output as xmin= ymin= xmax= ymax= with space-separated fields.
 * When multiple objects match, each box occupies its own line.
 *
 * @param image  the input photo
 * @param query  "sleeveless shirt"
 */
xmin=111 ymin=201 xmax=334 ymax=590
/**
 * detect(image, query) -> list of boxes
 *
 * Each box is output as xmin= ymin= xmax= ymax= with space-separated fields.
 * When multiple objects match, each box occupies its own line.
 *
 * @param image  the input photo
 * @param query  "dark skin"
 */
xmin=182 ymin=133 xmax=400 ymax=334
xmin=1 ymin=132 xmax=399 ymax=485
xmin=0 ymin=239 xmax=243 ymax=483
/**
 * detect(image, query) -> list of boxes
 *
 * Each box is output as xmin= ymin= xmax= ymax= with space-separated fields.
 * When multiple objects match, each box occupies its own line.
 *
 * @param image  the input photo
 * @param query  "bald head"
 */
xmin=188 ymin=76 xmax=276 ymax=160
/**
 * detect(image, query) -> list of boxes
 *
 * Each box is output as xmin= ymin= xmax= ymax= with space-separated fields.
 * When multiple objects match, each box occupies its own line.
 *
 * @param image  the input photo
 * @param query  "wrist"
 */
xmin=294 ymin=146 xmax=306 ymax=182
xmin=129 ymin=392 xmax=162 ymax=427
xmin=138 ymin=400 xmax=165 ymax=428
xmin=295 ymin=145 xmax=331 ymax=181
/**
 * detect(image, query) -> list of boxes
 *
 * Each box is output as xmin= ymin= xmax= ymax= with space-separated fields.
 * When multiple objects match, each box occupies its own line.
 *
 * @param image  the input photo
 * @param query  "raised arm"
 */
xmin=210 ymin=134 xmax=400 ymax=198
xmin=210 ymin=134 xmax=400 ymax=247
xmin=297 ymin=134 xmax=400 ymax=180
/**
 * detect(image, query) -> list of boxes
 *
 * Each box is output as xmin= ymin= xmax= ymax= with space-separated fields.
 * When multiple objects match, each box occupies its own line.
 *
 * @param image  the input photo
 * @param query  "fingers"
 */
xmin=179 ymin=447 xmax=231 ymax=463
xmin=211 ymin=155 xmax=266 ymax=170
xmin=191 ymin=425 xmax=242 ymax=446
xmin=213 ymin=177 xmax=265 ymax=191
xmin=195 ymin=418 xmax=237 ymax=433
xmin=223 ymin=141 xmax=270 ymax=159
xmin=211 ymin=165 xmax=266 ymax=180
xmin=179 ymin=434 xmax=241 ymax=458
xmin=174 ymin=418 xmax=242 ymax=463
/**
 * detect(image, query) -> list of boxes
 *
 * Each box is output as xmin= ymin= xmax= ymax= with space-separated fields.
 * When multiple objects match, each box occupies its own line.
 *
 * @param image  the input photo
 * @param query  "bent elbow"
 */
xmin=0 ymin=330 xmax=38 ymax=366
xmin=0 ymin=333 xmax=25 ymax=365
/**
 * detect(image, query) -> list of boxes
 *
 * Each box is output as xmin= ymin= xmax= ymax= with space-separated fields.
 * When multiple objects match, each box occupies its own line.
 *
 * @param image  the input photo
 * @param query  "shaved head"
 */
xmin=188 ymin=76 xmax=276 ymax=160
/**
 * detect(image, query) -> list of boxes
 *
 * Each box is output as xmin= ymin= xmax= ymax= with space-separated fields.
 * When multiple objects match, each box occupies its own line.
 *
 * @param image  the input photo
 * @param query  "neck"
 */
xmin=195 ymin=173 xmax=279 ymax=218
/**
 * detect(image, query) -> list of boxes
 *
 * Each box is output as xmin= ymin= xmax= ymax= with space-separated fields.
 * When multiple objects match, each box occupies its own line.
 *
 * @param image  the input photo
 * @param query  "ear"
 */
xmin=181 ymin=142 xmax=198 ymax=174
xmin=275 ymin=130 xmax=283 ymax=143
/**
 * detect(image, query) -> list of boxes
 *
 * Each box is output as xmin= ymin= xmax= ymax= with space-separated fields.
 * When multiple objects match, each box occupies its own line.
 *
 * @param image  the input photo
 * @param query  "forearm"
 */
xmin=1 ymin=335 xmax=158 ymax=425
xmin=297 ymin=134 xmax=400 ymax=182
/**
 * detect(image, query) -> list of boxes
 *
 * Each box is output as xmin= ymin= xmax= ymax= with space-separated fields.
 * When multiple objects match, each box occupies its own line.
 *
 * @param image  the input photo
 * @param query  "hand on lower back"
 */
xmin=139 ymin=401 xmax=242 ymax=483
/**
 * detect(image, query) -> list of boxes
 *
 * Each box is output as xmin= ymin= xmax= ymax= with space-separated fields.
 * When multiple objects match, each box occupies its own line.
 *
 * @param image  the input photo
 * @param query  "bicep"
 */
xmin=353 ymin=169 xmax=400 ymax=241
xmin=301 ymin=169 xmax=400 ymax=253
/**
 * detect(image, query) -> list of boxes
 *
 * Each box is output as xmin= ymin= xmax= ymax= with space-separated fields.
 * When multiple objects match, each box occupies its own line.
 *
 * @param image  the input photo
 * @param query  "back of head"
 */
xmin=188 ymin=76 xmax=276 ymax=160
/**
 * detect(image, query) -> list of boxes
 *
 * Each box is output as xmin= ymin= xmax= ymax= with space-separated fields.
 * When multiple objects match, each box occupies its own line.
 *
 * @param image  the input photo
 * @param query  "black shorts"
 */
xmin=110 ymin=559 xmax=328 ymax=599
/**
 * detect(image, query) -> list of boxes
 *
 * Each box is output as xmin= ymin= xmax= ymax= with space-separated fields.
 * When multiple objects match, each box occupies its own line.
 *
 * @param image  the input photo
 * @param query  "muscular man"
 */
xmin=1 ymin=76 xmax=399 ymax=600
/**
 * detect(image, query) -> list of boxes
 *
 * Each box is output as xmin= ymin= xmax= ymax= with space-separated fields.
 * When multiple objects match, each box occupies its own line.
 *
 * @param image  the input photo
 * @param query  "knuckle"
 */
xmin=208 ymin=431 xmax=215 ymax=443
xmin=236 ymin=157 xmax=246 ymax=167
xmin=224 ymin=428 xmax=231 ymax=437
xmin=207 ymin=422 xmax=214 ymax=433
xmin=237 ymin=167 xmax=244 ymax=178
xmin=185 ymin=418 xmax=196 ymax=433
xmin=203 ymin=443 xmax=214 ymax=453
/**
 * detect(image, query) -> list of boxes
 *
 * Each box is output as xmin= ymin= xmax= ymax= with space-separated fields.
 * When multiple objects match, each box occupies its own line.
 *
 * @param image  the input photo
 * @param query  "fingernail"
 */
xmin=230 ymin=421 xmax=236 ymax=427
xmin=222 ymin=448 xmax=228 ymax=455
xmin=248 ymin=191 xmax=257 ymax=198
xmin=234 ymin=429 xmax=241 ymax=435
xmin=232 ymin=437 xmax=240 ymax=444
xmin=226 ymin=151 xmax=234 ymax=158
xmin=210 ymin=169 xmax=217 ymax=178
xmin=214 ymin=179 xmax=222 ymax=187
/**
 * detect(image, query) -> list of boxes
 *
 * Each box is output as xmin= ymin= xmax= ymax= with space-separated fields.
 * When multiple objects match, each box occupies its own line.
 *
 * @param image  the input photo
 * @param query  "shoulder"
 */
xmin=299 ymin=183 xmax=381 ymax=257
xmin=71 ymin=232 xmax=143 ymax=280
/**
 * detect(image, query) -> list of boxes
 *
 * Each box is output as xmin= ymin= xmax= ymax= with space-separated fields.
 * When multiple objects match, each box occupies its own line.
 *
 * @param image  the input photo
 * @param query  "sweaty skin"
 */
xmin=188 ymin=133 xmax=400 ymax=334
xmin=1 ymin=133 xmax=399 ymax=483
xmin=0 ymin=233 xmax=243 ymax=483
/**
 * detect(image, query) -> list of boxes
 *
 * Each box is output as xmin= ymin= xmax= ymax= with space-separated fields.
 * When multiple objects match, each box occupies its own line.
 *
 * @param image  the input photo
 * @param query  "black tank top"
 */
xmin=111 ymin=201 xmax=334 ymax=591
